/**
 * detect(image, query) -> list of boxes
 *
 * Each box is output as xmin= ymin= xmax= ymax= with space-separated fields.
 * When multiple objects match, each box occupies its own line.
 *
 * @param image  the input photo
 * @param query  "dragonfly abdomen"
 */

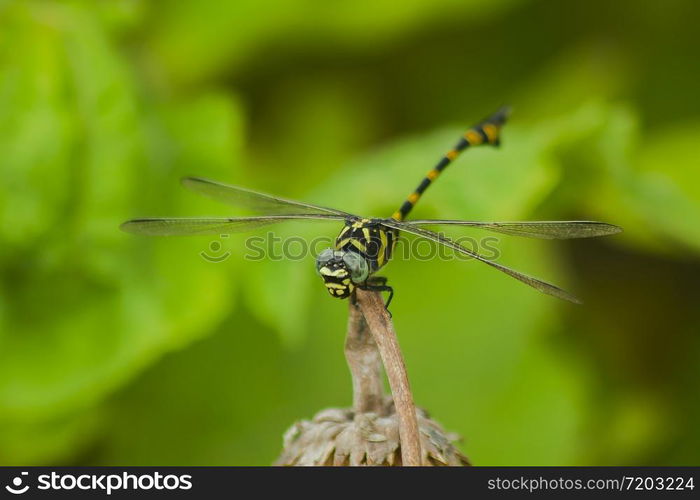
xmin=392 ymin=106 xmax=510 ymax=221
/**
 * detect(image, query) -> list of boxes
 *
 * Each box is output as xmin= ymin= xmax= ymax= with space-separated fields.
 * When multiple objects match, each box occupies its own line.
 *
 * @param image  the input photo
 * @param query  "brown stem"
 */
xmin=345 ymin=299 xmax=385 ymax=414
xmin=355 ymin=288 xmax=422 ymax=466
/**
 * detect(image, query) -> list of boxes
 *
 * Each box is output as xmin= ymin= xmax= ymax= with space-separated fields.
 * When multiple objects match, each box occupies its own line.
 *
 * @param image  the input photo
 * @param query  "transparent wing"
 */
xmin=381 ymin=219 xmax=581 ymax=304
xmin=181 ymin=177 xmax=351 ymax=217
xmin=120 ymin=214 xmax=345 ymax=236
xmin=405 ymin=220 xmax=622 ymax=239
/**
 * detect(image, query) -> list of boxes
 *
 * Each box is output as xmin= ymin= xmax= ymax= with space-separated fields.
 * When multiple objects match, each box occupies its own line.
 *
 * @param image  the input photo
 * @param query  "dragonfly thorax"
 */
xmin=315 ymin=249 xmax=369 ymax=299
xmin=334 ymin=218 xmax=398 ymax=275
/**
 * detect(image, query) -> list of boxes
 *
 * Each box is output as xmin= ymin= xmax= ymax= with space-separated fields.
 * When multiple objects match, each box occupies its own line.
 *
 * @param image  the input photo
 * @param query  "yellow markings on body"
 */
xmin=362 ymin=227 xmax=371 ymax=241
xmin=319 ymin=267 xmax=348 ymax=277
xmin=325 ymin=282 xmax=347 ymax=289
xmin=350 ymin=238 xmax=366 ymax=252
xmin=482 ymin=123 xmax=498 ymax=143
xmin=338 ymin=225 xmax=350 ymax=238
xmin=426 ymin=169 xmax=440 ymax=181
xmin=351 ymin=218 xmax=370 ymax=229
xmin=335 ymin=238 xmax=351 ymax=249
xmin=445 ymin=149 xmax=459 ymax=160
xmin=379 ymin=229 xmax=388 ymax=250
xmin=377 ymin=229 xmax=388 ymax=267
xmin=341 ymin=278 xmax=351 ymax=285
xmin=391 ymin=211 xmax=403 ymax=221
xmin=407 ymin=192 xmax=420 ymax=204
xmin=465 ymin=129 xmax=482 ymax=145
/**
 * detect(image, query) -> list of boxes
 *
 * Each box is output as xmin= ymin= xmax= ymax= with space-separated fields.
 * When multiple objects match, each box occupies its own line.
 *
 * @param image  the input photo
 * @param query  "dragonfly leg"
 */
xmin=366 ymin=275 xmax=384 ymax=285
xmin=361 ymin=276 xmax=394 ymax=314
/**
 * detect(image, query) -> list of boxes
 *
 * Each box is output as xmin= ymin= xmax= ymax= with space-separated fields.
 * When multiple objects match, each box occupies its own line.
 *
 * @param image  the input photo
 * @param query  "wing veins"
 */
xmin=181 ymin=177 xmax=351 ymax=217
xmin=120 ymin=214 xmax=345 ymax=236
xmin=405 ymin=220 xmax=622 ymax=239
xmin=381 ymin=219 xmax=581 ymax=303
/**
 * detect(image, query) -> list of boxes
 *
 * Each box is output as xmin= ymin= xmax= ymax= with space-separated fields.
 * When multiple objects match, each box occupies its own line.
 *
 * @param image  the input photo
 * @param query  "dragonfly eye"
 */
xmin=342 ymin=252 xmax=368 ymax=283
xmin=315 ymin=248 xmax=335 ymax=275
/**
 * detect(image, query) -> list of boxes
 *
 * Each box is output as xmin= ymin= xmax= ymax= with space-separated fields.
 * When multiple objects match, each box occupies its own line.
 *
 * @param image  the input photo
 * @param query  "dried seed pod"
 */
xmin=275 ymin=398 xmax=469 ymax=466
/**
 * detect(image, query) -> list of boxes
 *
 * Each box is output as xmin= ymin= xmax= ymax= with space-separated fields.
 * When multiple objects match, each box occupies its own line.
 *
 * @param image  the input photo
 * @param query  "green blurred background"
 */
xmin=1 ymin=0 xmax=699 ymax=466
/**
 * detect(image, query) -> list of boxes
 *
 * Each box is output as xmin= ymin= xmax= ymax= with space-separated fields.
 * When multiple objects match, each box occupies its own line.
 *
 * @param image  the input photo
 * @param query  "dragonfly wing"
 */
xmin=381 ymin=219 xmax=581 ymax=304
xmin=182 ymin=177 xmax=351 ymax=217
xmin=406 ymin=220 xmax=622 ymax=239
xmin=120 ymin=214 xmax=344 ymax=236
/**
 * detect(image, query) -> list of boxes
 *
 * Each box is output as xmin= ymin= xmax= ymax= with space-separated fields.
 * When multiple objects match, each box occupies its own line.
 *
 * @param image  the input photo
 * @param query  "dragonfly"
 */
xmin=121 ymin=107 xmax=621 ymax=308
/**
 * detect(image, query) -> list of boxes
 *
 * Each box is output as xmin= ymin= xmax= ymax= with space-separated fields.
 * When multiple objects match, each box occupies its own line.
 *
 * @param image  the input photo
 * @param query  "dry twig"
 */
xmin=275 ymin=289 xmax=469 ymax=466
xmin=345 ymin=298 xmax=384 ymax=414
xmin=354 ymin=289 xmax=422 ymax=466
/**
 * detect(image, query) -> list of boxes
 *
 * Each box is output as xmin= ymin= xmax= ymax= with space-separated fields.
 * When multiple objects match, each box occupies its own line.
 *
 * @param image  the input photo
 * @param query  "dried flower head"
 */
xmin=275 ymin=398 xmax=469 ymax=466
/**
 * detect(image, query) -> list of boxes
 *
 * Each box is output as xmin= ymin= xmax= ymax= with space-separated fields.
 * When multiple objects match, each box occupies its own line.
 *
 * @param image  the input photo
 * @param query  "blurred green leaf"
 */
xmin=608 ymin=121 xmax=700 ymax=253
xmin=1 ymin=0 xmax=699 ymax=468
xmin=144 ymin=0 xmax=525 ymax=85
xmin=0 ymin=2 xmax=242 ymax=463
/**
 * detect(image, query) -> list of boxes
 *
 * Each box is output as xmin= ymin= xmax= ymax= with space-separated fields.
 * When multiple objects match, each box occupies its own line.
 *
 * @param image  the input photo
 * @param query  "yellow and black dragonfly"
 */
xmin=121 ymin=108 xmax=621 ymax=307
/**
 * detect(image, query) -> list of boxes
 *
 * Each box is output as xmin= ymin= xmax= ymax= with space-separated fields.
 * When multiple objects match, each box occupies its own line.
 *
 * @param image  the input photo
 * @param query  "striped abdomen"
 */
xmin=392 ymin=106 xmax=510 ymax=221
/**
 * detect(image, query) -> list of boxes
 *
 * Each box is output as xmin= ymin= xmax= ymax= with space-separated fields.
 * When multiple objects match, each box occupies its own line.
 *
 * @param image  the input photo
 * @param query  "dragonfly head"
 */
xmin=315 ymin=249 xmax=368 ymax=299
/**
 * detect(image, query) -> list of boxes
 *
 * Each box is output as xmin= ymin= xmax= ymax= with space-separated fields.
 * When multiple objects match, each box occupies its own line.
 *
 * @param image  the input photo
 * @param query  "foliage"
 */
xmin=0 ymin=0 xmax=698 ymax=465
